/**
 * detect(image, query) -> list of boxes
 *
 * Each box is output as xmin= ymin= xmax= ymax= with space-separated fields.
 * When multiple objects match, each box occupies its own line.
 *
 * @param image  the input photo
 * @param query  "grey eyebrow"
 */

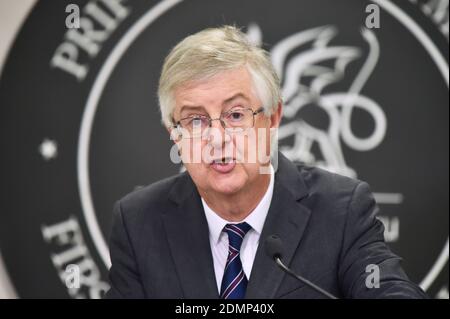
xmin=178 ymin=93 xmax=250 ymax=118
xmin=223 ymin=93 xmax=250 ymax=104
xmin=179 ymin=105 xmax=207 ymax=113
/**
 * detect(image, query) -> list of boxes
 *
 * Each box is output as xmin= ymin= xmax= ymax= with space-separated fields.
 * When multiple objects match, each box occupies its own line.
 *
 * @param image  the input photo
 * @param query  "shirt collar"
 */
xmin=202 ymin=164 xmax=275 ymax=244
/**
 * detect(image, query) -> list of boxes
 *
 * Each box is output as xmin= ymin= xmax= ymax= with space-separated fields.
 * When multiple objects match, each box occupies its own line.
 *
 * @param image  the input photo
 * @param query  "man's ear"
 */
xmin=167 ymin=124 xmax=182 ymax=144
xmin=270 ymin=102 xmax=283 ymax=128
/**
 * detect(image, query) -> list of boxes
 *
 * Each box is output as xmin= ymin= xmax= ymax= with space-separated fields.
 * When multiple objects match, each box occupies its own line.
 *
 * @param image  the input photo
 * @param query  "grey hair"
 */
xmin=158 ymin=25 xmax=281 ymax=127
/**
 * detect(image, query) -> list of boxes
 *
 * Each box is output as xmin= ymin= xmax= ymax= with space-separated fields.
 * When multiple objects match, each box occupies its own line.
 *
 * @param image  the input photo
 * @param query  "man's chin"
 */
xmin=209 ymin=178 xmax=245 ymax=196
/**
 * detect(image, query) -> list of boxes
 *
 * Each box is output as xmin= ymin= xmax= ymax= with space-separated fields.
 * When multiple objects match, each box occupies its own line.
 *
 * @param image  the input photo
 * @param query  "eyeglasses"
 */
xmin=173 ymin=107 xmax=264 ymax=138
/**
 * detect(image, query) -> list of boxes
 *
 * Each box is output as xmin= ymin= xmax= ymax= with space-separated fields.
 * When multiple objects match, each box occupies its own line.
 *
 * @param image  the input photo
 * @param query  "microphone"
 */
xmin=265 ymin=235 xmax=338 ymax=299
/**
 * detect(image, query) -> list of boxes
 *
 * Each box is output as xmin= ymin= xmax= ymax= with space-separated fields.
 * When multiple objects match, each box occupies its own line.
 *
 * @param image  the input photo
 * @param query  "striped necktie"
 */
xmin=220 ymin=222 xmax=252 ymax=299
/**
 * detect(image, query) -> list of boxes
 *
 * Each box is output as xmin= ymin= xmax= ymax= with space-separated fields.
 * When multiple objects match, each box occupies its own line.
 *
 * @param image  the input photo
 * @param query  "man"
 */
xmin=105 ymin=26 xmax=427 ymax=298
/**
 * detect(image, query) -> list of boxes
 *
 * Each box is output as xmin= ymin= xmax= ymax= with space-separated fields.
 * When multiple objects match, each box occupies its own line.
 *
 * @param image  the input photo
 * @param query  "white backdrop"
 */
xmin=0 ymin=0 xmax=36 ymax=299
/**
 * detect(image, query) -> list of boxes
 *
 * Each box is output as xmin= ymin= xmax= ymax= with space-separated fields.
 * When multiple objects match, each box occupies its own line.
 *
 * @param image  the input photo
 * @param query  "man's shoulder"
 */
xmin=291 ymin=161 xmax=363 ymax=203
xmin=117 ymin=171 xmax=190 ymax=218
xmin=289 ymin=162 xmax=373 ymax=234
xmin=299 ymin=163 xmax=360 ymax=190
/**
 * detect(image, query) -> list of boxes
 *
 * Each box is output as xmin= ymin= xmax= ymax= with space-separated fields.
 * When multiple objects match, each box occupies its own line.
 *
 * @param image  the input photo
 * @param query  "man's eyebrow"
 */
xmin=179 ymin=105 xmax=207 ymax=114
xmin=178 ymin=93 xmax=250 ymax=115
xmin=223 ymin=93 xmax=250 ymax=104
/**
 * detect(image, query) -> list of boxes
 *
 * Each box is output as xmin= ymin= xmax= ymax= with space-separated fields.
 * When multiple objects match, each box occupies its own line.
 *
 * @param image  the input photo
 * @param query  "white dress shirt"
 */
xmin=201 ymin=165 xmax=275 ymax=292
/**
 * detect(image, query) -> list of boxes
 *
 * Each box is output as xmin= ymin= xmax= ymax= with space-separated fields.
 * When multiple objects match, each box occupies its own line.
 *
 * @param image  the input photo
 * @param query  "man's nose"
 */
xmin=209 ymin=117 xmax=226 ymax=129
xmin=207 ymin=118 xmax=231 ymax=147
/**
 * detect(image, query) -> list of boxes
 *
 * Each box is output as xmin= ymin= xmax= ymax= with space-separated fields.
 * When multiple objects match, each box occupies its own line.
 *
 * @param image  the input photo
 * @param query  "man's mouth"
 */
xmin=211 ymin=157 xmax=234 ymax=164
xmin=210 ymin=157 xmax=236 ymax=173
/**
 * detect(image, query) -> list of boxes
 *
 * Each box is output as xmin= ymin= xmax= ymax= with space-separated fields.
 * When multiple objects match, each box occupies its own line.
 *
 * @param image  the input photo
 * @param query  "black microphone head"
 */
xmin=265 ymin=235 xmax=284 ymax=260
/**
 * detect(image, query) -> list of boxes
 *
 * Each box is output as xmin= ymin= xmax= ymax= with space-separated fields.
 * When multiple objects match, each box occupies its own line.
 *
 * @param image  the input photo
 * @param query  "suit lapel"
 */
xmin=162 ymin=174 xmax=219 ymax=298
xmin=246 ymin=153 xmax=311 ymax=298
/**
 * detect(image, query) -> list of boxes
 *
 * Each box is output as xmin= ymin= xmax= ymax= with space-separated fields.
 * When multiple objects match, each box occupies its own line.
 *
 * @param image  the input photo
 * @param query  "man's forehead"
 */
xmin=174 ymin=69 xmax=256 ymax=113
xmin=177 ymin=67 xmax=251 ymax=93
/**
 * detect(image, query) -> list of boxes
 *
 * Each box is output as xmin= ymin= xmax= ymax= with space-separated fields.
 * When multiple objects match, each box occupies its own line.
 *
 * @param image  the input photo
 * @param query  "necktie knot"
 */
xmin=223 ymin=222 xmax=252 ymax=251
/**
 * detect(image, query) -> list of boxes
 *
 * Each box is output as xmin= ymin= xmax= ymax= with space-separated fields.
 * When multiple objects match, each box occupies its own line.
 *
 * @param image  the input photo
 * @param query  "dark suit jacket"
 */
xmin=105 ymin=152 xmax=427 ymax=298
